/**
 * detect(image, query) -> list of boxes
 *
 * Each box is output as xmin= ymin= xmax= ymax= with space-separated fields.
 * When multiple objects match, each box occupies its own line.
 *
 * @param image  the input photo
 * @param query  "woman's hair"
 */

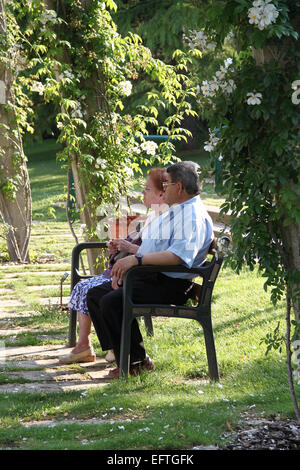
xmin=167 ymin=161 xmax=201 ymax=195
xmin=148 ymin=168 xmax=167 ymax=191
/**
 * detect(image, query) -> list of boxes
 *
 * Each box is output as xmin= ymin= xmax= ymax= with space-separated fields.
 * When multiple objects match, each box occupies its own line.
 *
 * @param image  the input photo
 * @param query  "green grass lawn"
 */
xmin=0 ymin=139 xmax=220 ymax=264
xmin=0 ymin=265 xmax=297 ymax=450
xmin=0 ymin=139 xmax=298 ymax=450
xmin=26 ymin=139 xmax=68 ymax=223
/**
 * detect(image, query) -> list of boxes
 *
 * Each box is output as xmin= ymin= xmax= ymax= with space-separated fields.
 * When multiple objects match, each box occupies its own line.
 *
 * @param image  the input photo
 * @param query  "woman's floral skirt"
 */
xmin=68 ymin=274 xmax=111 ymax=315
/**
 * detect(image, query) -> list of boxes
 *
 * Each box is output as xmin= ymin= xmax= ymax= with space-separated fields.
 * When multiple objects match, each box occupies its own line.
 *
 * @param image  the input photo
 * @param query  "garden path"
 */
xmin=0 ymin=343 xmax=114 ymax=393
xmin=0 ymin=204 xmax=228 ymax=394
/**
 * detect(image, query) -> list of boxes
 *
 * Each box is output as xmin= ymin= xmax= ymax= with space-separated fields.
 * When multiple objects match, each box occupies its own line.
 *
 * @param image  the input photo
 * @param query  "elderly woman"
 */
xmin=59 ymin=168 xmax=167 ymax=364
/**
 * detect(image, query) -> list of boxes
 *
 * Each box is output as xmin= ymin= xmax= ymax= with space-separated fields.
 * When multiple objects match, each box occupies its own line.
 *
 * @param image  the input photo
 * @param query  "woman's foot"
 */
xmin=105 ymin=350 xmax=115 ymax=363
xmin=70 ymin=341 xmax=93 ymax=355
xmin=59 ymin=347 xmax=96 ymax=364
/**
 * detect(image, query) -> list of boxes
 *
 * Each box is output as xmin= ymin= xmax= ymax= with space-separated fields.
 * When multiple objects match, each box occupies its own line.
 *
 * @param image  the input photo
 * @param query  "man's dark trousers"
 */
xmin=86 ymin=273 xmax=192 ymax=366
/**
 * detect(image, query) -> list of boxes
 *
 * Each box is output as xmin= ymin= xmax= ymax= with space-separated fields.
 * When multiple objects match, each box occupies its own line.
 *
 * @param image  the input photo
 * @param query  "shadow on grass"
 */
xmin=0 ymin=356 xmax=297 ymax=450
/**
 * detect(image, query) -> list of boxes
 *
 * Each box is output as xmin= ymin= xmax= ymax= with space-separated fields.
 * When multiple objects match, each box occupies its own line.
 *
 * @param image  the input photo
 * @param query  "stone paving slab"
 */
xmin=0 ymin=297 xmax=69 ymax=310
xmin=2 ymin=344 xmax=77 ymax=359
xmin=0 ymin=299 xmax=26 ymax=308
xmin=0 ymin=380 xmax=112 ymax=393
xmin=0 ymin=327 xmax=44 ymax=336
xmin=22 ymin=418 xmax=113 ymax=428
xmin=26 ymin=285 xmax=70 ymax=291
xmin=1 ymin=271 xmax=69 ymax=278
xmin=3 ymin=369 xmax=77 ymax=382
xmin=1 ymin=358 xmax=69 ymax=369
xmin=0 ymin=262 xmax=71 ymax=270
xmin=0 ymin=288 xmax=14 ymax=294
xmin=0 ymin=344 xmax=114 ymax=393
xmin=4 ymin=368 xmax=111 ymax=382
xmin=0 ymin=310 xmax=41 ymax=319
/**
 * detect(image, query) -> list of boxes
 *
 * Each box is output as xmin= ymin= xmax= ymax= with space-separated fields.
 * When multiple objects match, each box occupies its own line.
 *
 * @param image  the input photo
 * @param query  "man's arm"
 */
xmin=111 ymin=251 xmax=182 ymax=289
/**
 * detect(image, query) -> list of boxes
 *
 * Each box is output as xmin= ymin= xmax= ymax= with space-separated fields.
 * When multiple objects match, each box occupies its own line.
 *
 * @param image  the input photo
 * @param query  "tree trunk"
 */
xmin=71 ymin=159 xmax=102 ymax=275
xmin=280 ymin=222 xmax=300 ymax=324
xmin=252 ymin=32 xmax=300 ymax=420
xmin=45 ymin=0 xmax=108 ymax=274
xmin=0 ymin=0 xmax=31 ymax=263
xmin=252 ymin=39 xmax=300 ymax=328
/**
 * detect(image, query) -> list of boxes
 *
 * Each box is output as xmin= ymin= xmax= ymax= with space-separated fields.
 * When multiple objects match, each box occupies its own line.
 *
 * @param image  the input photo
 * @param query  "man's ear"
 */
xmin=177 ymin=181 xmax=184 ymax=194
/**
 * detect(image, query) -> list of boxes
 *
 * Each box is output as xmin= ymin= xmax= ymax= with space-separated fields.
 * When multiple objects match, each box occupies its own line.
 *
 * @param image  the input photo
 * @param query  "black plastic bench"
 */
xmin=119 ymin=238 xmax=229 ymax=381
xmin=68 ymin=241 xmax=107 ymax=347
xmin=68 ymin=241 xmax=154 ymax=346
xmin=69 ymin=236 xmax=229 ymax=381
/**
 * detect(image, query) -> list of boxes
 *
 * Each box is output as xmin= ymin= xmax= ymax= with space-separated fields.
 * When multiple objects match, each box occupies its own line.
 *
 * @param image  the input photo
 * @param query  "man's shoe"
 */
xmin=59 ymin=347 xmax=96 ymax=364
xmin=130 ymin=356 xmax=154 ymax=376
xmin=108 ymin=366 xmax=120 ymax=377
xmin=108 ymin=357 xmax=154 ymax=378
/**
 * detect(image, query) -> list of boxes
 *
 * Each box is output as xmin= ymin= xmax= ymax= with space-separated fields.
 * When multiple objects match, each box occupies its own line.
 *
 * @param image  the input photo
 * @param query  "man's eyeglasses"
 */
xmin=162 ymin=182 xmax=176 ymax=190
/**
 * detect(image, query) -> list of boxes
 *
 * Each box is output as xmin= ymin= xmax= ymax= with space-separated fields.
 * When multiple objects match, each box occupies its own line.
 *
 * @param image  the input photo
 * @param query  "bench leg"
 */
xmin=143 ymin=316 xmax=154 ymax=336
xmin=119 ymin=316 xmax=132 ymax=378
xmin=199 ymin=318 xmax=219 ymax=381
xmin=68 ymin=309 xmax=77 ymax=347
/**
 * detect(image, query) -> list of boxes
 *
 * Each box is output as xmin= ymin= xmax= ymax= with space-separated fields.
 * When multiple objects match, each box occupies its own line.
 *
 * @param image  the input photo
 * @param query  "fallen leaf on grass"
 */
xmin=226 ymin=421 xmax=232 ymax=431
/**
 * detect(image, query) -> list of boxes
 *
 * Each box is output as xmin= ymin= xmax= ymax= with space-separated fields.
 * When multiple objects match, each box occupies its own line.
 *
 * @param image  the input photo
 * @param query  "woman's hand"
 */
xmin=112 ymin=239 xmax=138 ymax=254
xmin=106 ymin=240 xmax=118 ymax=254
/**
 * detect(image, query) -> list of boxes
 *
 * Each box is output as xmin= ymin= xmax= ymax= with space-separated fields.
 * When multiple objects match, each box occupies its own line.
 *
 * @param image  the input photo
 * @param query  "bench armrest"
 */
xmin=71 ymin=242 xmax=108 ymax=288
xmin=122 ymin=256 xmax=222 ymax=307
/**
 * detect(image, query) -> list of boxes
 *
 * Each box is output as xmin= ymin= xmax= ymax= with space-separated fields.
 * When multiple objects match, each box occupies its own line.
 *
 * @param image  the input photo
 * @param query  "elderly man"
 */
xmin=86 ymin=161 xmax=214 ymax=377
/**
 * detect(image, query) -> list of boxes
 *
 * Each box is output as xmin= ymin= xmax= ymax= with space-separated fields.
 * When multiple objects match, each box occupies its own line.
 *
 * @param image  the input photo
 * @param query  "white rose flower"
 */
xmin=248 ymin=5 xmax=261 ymax=25
xmin=95 ymin=158 xmax=107 ymax=169
xmin=125 ymin=166 xmax=134 ymax=177
xmin=215 ymin=66 xmax=227 ymax=80
xmin=201 ymin=80 xmax=211 ymax=96
xmin=247 ymin=92 xmax=262 ymax=105
xmin=204 ymin=142 xmax=215 ymax=152
xmin=31 ymin=82 xmax=45 ymax=95
xmin=132 ymin=144 xmax=141 ymax=154
xmin=224 ymin=58 xmax=233 ymax=68
xmin=118 ymin=80 xmax=132 ymax=97
xmin=223 ymin=79 xmax=236 ymax=94
xmin=248 ymin=1 xmax=279 ymax=29
xmin=204 ymin=130 xmax=220 ymax=152
xmin=40 ymin=9 xmax=57 ymax=25
xmin=210 ymin=76 xmax=219 ymax=91
xmin=206 ymin=41 xmax=217 ymax=50
xmin=71 ymin=109 xmax=83 ymax=119
xmin=185 ymin=30 xmax=216 ymax=52
xmin=140 ymin=140 xmax=158 ymax=156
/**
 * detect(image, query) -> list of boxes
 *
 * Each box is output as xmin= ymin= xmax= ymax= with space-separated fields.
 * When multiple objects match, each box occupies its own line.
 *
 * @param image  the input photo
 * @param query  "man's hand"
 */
xmin=110 ymin=251 xmax=181 ymax=289
xmin=111 ymin=255 xmax=137 ymax=288
xmin=111 ymin=275 xmax=121 ymax=290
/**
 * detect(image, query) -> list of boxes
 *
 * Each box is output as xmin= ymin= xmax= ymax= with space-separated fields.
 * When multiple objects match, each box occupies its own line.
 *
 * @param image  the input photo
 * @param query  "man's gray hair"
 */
xmin=167 ymin=161 xmax=202 ymax=195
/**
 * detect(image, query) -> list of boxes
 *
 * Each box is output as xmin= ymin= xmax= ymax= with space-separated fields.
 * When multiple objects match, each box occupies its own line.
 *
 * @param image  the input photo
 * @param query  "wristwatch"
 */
xmin=135 ymin=254 xmax=143 ymax=266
